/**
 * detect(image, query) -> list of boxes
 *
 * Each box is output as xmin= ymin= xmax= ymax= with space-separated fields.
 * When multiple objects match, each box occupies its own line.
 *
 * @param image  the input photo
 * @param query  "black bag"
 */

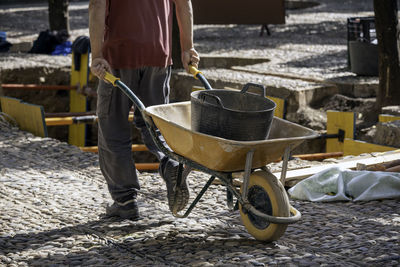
xmin=29 ymin=29 xmax=69 ymax=54
xmin=0 ymin=40 xmax=12 ymax=52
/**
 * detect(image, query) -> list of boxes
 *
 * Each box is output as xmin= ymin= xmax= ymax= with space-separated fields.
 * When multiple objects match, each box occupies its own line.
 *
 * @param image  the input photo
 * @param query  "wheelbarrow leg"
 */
xmin=280 ymin=146 xmax=291 ymax=186
xmin=241 ymin=149 xmax=255 ymax=202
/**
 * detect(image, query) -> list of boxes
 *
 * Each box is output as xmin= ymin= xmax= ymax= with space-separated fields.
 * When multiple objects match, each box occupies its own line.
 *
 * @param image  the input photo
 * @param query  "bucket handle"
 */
xmin=241 ymin=82 xmax=266 ymax=97
xmin=199 ymin=92 xmax=225 ymax=108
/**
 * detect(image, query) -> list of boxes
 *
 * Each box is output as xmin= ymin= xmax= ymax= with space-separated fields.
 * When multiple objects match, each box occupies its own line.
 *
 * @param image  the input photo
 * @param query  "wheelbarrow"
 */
xmin=103 ymin=69 xmax=318 ymax=242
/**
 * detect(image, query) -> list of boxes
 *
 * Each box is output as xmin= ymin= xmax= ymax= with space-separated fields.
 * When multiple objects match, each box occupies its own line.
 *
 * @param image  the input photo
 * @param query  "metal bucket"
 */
xmin=191 ymin=83 xmax=276 ymax=141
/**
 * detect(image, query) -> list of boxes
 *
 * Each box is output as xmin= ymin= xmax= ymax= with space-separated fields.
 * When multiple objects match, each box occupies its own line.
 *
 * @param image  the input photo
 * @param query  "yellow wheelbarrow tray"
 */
xmin=104 ymin=71 xmax=318 ymax=242
xmin=145 ymin=101 xmax=317 ymax=172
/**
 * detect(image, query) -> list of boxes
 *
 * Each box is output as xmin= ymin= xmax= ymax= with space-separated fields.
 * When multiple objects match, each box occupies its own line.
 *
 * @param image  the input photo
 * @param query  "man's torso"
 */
xmin=103 ymin=0 xmax=173 ymax=69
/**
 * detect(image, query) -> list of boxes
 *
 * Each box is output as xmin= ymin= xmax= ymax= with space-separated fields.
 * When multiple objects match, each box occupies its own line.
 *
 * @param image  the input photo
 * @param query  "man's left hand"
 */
xmin=182 ymin=48 xmax=200 ymax=73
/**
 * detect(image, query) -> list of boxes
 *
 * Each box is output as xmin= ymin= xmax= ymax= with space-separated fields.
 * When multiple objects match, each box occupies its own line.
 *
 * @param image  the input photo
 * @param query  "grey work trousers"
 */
xmin=97 ymin=67 xmax=171 ymax=203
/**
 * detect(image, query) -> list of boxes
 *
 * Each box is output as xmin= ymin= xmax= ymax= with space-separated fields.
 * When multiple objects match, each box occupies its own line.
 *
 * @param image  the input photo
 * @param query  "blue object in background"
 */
xmin=0 ymin=31 xmax=6 ymax=41
xmin=51 ymin=41 xmax=72 ymax=56
xmin=0 ymin=31 xmax=11 ymax=52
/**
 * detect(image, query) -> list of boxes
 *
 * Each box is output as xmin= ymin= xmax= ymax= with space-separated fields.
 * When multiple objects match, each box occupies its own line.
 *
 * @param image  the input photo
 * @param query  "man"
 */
xmin=89 ymin=0 xmax=200 ymax=220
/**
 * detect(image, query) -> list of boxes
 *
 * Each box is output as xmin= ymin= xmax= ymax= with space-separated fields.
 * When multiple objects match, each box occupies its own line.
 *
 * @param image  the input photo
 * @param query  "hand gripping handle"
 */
xmin=104 ymin=72 xmax=120 ymax=86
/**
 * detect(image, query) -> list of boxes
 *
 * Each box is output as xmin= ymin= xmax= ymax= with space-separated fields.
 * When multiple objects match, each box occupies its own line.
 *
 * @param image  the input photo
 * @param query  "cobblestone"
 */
xmin=1 ymin=110 xmax=399 ymax=266
xmin=1 ymin=0 xmax=399 ymax=266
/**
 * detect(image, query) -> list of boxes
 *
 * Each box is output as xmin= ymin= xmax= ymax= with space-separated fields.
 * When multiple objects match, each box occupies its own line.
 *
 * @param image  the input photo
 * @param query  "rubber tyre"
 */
xmin=239 ymin=170 xmax=290 ymax=241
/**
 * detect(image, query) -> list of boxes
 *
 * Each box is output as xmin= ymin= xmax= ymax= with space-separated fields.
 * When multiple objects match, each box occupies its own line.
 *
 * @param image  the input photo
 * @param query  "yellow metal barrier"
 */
xmin=379 ymin=114 xmax=400 ymax=123
xmin=69 ymin=52 xmax=89 ymax=147
xmin=326 ymin=111 xmax=355 ymax=153
xmin=0 ymin=96 xmax=47 ymax=137
xmin=326 ymin=111 xmax=397 ymax=156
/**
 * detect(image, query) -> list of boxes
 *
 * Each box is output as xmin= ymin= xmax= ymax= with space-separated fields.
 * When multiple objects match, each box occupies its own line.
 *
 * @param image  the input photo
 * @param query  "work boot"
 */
xmin=105 ymin=199 xmax=140 ymax=220
xmin=159 ymin=158 xmax=190 ymax=213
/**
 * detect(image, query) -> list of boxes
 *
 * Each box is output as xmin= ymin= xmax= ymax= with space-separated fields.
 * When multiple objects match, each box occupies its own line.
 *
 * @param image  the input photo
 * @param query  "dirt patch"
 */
xmin=320 ymin=93 xmax=377 ymax=128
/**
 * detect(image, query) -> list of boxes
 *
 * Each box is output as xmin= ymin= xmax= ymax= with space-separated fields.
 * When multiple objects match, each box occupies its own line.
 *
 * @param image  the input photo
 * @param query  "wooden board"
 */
xmin=343 ymin=139 xmax=396 ymax=156
xmin=379 ymin=114 xmax=400 ymax=123
xmin=80 ymin=144 xmax=148 ymax=153
xmin=69 ymin=52 xmax=89 ymax=147
xmin=326 ymin=111 xmax=355 ymax=153
xmin=273 ymin=149 xmax=400 ymax=185
xmin=0 ymin=96 xmax=47 ymax=137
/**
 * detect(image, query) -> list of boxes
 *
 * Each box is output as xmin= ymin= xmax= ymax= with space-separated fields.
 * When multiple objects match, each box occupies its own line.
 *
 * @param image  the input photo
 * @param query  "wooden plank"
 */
xmin=343 ymin=139 xmax=396 ymax=156
xmin=69 ymin=52 xmax=89 ymax=147
xmin=45 ymin=111 xmax=96 ymax=118
xmin=274 ymin=149 xmax=400 ymax=183
xmin=0 ymin=96 xmax=47 ymax=137
xmin=357 ymin=159 xmax=400 ymax=171
xmin=80 ymin=144 xmax=148 ymax=153
xmin=379 ymin=114 xmax=400 ymax=123
xmin=326 ymin=111 xmax=355 ymax=153
xmin=293 ymin=151 xmax=343 ymax=161
xmin=386 ymin=165 xmax=400 ymax=172
xmin=46 ymin=114 xmax=133 ymax=126
xmin=135 ymin=163 xmax=159 ymax=171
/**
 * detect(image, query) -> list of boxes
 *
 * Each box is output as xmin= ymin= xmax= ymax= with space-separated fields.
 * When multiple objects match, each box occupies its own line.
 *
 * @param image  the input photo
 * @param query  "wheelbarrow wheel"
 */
xmin=239 ymin=170 xmax=290 ymax=242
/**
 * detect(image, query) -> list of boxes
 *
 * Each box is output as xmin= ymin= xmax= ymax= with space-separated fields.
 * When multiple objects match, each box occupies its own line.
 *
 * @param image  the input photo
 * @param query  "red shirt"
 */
xmin=103 ymin=0 xmax=173 ymax=69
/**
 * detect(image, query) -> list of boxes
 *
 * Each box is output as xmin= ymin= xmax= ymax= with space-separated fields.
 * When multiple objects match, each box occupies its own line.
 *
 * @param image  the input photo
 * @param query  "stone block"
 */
xmin=374 ymin=120 xmax=400 ymax=147
xmin=286 ymin=106 xmax=326 ymax=131
xmin=9 ymin=41 xmax=33 ymax=53
xmin=381 ymin=106 xmax=400 ymax=116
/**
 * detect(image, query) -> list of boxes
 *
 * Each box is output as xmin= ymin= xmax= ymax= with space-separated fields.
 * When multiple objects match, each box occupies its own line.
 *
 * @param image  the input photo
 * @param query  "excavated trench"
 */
xmin=1 ymin=0 xmax=394 ymax=163
xmin=0 ymin=53 xmax=384 ymax=164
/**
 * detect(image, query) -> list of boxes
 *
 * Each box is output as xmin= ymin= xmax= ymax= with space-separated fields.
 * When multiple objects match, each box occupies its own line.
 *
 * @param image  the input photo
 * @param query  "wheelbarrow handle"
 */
xmin=103 ymin=72 xmax=146 ymax=112
xmin=189 ymin=65 xmax=213 ymax=90
xmin=189 ymin=65 xmax=202 ymax=79
xmin=104 ymin=72 xmax=120 ymax=86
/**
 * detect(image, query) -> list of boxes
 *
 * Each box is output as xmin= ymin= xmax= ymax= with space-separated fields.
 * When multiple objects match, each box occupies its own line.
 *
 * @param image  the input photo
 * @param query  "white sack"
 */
xmin=288 ymin=166 xmax=400 ymax=202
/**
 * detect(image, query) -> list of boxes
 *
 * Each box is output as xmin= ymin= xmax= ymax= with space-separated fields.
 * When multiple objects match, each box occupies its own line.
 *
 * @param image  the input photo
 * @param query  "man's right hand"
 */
xmin=91 ymin=57 xmax=112 ymax=81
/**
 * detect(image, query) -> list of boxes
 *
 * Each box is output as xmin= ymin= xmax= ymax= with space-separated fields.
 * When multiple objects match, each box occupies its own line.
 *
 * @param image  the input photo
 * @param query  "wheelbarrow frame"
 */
xmin=104 ymin=72 xmax=307 ymax=225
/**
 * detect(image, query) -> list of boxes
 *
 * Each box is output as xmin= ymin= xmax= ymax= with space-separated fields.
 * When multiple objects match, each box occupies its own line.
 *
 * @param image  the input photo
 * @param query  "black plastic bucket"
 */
xmin=191 ymin=83 xmax=276 ymax=141
xmin=348 ymin=41 xmax=378 ymax=76
xmin=347 ymin=16 xmax=378 ymax=76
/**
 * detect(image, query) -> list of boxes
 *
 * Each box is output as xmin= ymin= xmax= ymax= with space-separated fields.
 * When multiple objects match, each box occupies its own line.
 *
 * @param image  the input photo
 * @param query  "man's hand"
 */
xmin=182 ymin=48 xmax=200 ymax=73
xmin=91 ymin=57 xmax=112 ymax=81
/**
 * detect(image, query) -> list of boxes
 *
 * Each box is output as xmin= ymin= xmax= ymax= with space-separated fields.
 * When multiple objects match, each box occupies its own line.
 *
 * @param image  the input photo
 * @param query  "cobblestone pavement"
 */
xmin=1 ymin=115 xmax=399 ymax=266
xmin=1 ymin=1 xmax=399 ymax=266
